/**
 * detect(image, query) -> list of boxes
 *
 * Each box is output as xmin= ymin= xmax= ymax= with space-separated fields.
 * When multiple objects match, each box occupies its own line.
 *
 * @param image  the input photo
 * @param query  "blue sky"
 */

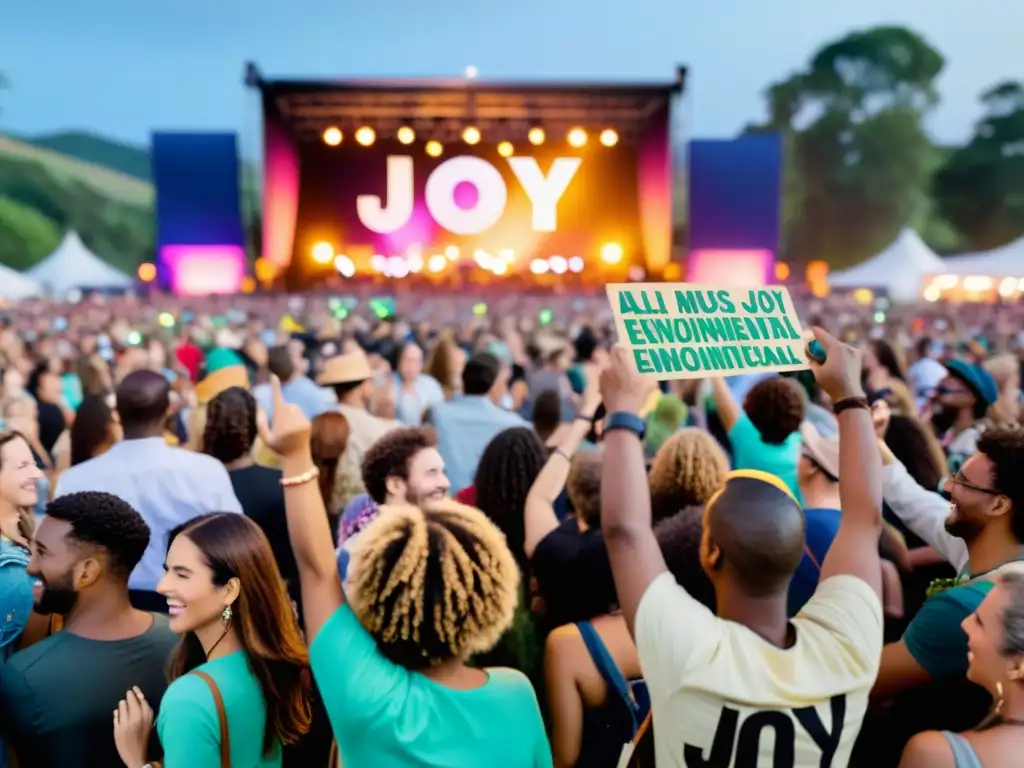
xmin=2 ymin=0 xmax=1019 ymax=147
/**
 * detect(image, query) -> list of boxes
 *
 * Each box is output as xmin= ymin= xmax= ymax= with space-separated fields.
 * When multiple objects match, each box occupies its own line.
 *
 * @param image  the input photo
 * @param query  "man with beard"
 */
xmin=862 ymin=427 xmax=1024 ymax=760
xmin=928 ymin=359 xmax=998 ymax=475
xmin=336 ymin=426 xmax=450 ymax=581
xmin=0 ymin=492 xmax=177 ymax=768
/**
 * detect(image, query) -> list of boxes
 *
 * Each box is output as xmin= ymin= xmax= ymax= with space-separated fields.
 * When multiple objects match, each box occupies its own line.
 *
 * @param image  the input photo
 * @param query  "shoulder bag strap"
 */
xmin=192 ymin=670 xmax=232 ymax=768
xmin=577 ymin=621 xmax=641 ymax=732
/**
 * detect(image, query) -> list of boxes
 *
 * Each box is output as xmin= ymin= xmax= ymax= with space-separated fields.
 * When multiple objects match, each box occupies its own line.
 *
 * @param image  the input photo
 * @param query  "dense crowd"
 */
xmin=1 ymin=290 xmax=1023 ymax=767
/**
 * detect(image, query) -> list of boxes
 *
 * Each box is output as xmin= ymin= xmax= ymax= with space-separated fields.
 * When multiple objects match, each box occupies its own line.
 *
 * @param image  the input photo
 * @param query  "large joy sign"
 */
xmin=356 ymin=155 xmax=582 ymax=236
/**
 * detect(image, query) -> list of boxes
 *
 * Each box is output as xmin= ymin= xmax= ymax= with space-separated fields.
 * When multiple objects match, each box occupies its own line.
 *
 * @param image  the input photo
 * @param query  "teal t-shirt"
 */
xmin=310 ymin=604 xmax=552 ymax=768
xmin=903 ymin=581 xmax=995 ymax=680
xmin=157 ymin=651 xmax=280 ymax=767
xmin=728 ymin=411 xmax=803 ymax=503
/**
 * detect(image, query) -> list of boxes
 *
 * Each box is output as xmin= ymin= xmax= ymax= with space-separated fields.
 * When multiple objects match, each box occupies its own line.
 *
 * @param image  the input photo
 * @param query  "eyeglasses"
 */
xmin=950 ymin=471 xmax=1001 ymax=496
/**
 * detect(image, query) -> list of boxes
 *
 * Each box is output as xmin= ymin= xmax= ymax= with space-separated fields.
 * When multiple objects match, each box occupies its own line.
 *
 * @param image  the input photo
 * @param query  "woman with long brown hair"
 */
xmin=0 ymin=430 xmax=42 ymax=659
xmin=0 ymin=430 xmax=45 ymax=768
xmin=113 ymin=513 xmax=311 ymax=767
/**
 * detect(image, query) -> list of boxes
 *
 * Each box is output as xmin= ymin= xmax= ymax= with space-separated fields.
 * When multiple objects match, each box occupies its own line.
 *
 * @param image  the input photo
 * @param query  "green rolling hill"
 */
xmin=0 ymin=131 xmax=260 ymax=274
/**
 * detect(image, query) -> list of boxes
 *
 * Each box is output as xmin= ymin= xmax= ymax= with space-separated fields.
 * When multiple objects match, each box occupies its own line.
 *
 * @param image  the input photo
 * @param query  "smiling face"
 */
xmin=26 ymin=516 xmax=83 ymax=615
xmin=387 ymin=447 xmax=450 ymax=506
xmin=963 ymin=581 xmax=1019 ymax=695
xmin=0 ymin=435 xmax=42 ymax=510
xmin=156 ymin=533 xmax=238 ymax=635
xmin=941 ymin=451 xmax=1007 ymax=543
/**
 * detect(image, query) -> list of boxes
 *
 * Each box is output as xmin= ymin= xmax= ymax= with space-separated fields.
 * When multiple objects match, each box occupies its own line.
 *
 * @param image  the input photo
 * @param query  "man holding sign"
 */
xmin=599 ymin=327 xmax=883 ymax=767
xmin=606 ymin=283 xmax=809 ymax=380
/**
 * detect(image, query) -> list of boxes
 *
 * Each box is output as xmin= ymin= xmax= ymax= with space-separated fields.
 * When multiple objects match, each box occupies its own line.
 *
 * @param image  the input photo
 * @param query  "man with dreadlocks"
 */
xmin=268 ymin=375 xmax=551 ymax=767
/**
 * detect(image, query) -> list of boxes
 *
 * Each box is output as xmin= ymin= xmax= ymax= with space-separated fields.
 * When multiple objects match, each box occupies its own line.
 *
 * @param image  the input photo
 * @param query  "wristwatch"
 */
xmin=603 ymin=411 xmax=645 ymax=440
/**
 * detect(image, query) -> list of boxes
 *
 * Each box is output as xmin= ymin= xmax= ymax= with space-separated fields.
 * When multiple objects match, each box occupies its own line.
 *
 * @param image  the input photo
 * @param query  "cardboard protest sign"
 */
xmin=606 ymin=282 xmax=810 ymax=380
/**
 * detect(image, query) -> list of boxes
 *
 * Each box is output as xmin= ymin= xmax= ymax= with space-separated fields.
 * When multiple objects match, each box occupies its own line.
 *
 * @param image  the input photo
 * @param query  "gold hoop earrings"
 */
xmin=996 ymin=681 xmax=1005 ymax=715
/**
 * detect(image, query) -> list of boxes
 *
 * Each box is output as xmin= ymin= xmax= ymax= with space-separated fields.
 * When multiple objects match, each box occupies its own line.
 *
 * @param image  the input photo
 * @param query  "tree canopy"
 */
xmin=932 ymin=80 xmax=1024 ymax=250
xmin=747 ymin=26 xmax=946 ymax=267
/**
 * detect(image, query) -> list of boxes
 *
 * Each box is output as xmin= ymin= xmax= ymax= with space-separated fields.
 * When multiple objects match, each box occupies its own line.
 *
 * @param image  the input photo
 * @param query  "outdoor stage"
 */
xmin=246 ymin=63 xmax=684 ymax=291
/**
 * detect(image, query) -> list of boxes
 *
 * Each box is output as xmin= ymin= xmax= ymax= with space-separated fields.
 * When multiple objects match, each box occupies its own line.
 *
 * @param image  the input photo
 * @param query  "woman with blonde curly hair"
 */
xmin=648 ymin=428 xmax=730 ymax=523
xmin=268 ymin=376 xmax=550 ymax=768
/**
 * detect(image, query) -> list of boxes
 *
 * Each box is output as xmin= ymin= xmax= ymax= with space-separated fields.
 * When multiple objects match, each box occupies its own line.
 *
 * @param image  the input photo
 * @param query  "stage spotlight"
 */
xmin=568 ymin=256 xmax=584 ymax=273
xmin=462 ymin=126 xmax=481 ymax=145
xmin=445 ymin=245 xmax=460 ymax=261
xmin=528 ymin=127 xmax=545 ymax=146
xmin=549 ymin=255 xmax=568 ymax=274
xmin=492 ymin=261 xmax=508 ymax=275
xmin=529 ymin=258 xmax=550 ymax=275
xmin=568 ymin=128 xmax=588 ymax=148
xmin=600 ymin=242 xmax=623 ymax=265
xmin=426 ymin=140 xmax=443 ymax=157
xmin=334 ymin=254 xmax=355 ymax=278
xmin=323 ymin=127 xmax=343 ymax=146
xmin=137 ymin=262 xmax=156 ymax=282
xmin=355 ymin=126 xmax=376 ymax=146
xmin=427 ymin=255 xmax=447 ymax=273
xmin=397 ymin=126 xmax=415 ymax=144
xmin=599 ymin=129 xmax=619 ymax=147
xmin=312 ymin=241 xmax=335 ymax=265
xmin=497 ymin=141 xmax=514 ymax=158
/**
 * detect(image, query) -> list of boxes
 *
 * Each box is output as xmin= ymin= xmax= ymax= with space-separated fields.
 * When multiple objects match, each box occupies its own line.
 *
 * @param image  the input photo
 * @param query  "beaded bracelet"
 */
xmin=280 ymin=467 xmax=320 ymax=488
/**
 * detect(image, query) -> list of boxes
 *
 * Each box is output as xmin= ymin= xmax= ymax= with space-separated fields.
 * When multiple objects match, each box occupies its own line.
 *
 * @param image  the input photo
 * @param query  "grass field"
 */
xmin=0 ymin=133 xmax=154 ymax=208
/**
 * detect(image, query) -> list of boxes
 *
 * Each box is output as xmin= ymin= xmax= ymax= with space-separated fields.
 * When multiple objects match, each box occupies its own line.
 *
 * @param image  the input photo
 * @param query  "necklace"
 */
xmin=929 ymin=553 xmax=1024 ymax=598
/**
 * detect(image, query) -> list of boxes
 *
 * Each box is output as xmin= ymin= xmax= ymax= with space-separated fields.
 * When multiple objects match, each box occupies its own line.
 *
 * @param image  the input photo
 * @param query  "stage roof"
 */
xmin=245 ymin=63 xmax=686 ymax=144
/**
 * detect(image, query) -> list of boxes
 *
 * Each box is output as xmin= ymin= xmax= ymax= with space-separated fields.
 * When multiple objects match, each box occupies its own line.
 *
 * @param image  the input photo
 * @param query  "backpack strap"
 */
xmin=192 ymin=670 xmax=232 ymax=768
xmin=577 ymin=621 xmax=641 ymax=733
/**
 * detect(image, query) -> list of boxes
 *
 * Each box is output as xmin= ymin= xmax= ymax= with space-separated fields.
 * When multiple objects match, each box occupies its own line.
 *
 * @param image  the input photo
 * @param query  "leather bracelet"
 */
xmin=576 ymin=412 xmax=596 ymax=425
xmin=833 ymin=396 xmax=870 ymax=414
xmin=280 ymin=467 xmax=320 ymax=487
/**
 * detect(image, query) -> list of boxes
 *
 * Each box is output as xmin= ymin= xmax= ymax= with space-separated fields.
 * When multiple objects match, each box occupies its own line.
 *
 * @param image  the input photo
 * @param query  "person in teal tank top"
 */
xmin=266 ymin=375 xmax=552 ymax=768
xmin=113 ymin=513 xmax=312 ymax=768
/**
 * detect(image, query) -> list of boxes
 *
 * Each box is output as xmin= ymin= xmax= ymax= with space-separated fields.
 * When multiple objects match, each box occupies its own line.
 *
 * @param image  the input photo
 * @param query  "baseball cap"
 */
xmin=800 ymin=422 xmax=840 ymax=480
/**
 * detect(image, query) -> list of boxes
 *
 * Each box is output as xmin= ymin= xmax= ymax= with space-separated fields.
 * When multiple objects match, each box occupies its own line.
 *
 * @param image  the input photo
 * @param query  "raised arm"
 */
xmin=709 ymin=377 xmax=741 ymax=432
xmin=268 ymin=375 xmax=345 ymax=643
xmin=599 ymin=348 xmax=668 ymax=633
xmin=523 ymin=377 xmax=602 ymax=558
xmin=809 ymin=328 xmax=884 ymax=601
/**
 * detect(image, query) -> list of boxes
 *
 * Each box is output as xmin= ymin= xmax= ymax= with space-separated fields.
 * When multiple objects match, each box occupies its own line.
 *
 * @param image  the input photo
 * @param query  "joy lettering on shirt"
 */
xmin=682 ymin=694 xmax=846 ymax=767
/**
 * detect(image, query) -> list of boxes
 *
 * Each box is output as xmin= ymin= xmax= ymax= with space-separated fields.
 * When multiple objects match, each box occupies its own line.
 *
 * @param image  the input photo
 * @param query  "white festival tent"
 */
xmin=939 ymin=234 xmax=1024 ymax=277
xmin=0 ymin=264 xmax=42 ymax=300
xmin=828 ymin=228 xmax=945 ymax=302
xmin=26 ymin=231 xmax=134 ymax=294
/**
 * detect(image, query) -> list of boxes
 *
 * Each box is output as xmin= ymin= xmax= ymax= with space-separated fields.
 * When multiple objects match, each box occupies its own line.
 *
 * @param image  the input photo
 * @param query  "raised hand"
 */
xmin=600 ymin=347 xmax=649 ymax=415
xmin=112 ymin=687 xmax=153 ymax=768
xmin=267 ymin=374 xmax=312 ymax=458
xmin=580 ymin=361 xmax=605 ymax=417
xmin=806 ymin=327 xmax=865 ymax=403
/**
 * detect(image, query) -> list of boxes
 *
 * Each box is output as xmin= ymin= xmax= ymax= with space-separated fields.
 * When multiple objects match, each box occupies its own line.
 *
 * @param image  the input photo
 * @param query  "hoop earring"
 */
xmin=996 ymin=681 xmax=1005 ymax=716
xmin=221 ymin=605 xmax=233 ymax=624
